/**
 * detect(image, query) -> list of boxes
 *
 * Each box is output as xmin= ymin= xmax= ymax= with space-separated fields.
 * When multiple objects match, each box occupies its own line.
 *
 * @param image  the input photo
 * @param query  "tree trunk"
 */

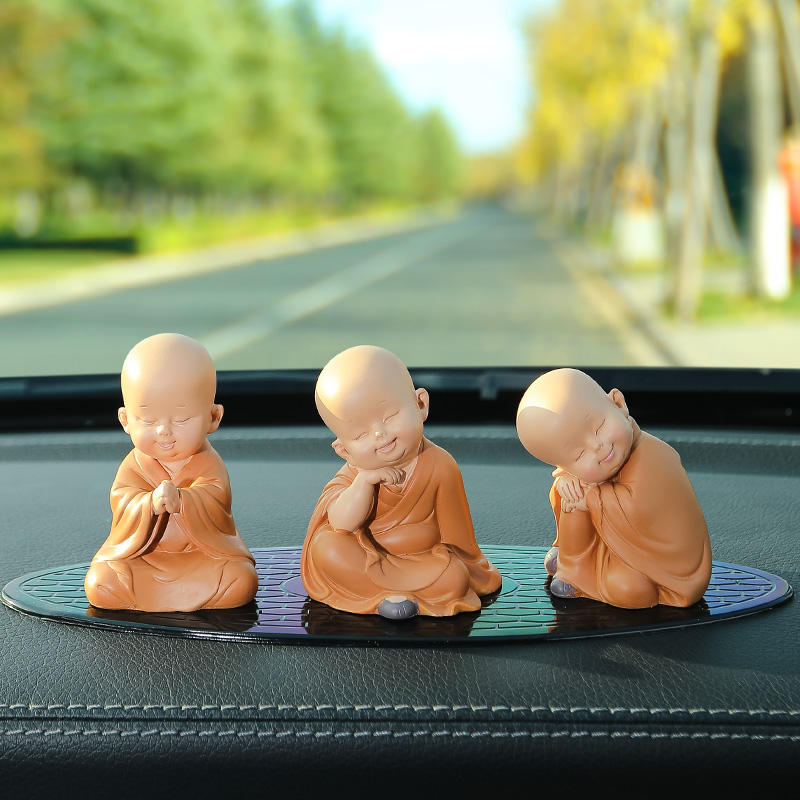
xmin=674 ymin=4 xmax=723 ymax=320
xmin=775 ymin=0 xmax=800 ymax=128
xmin=585 ymin=136 xmax=616 ymax=230
xmin=632 ymin=95 xmax=661 ymax=180
xmin=663 ymin=50 xmax=689 ymax=268
xmin=749 ymin=4 xmax=790 ymax=299
xmin=707 ymin=148 xmax=740 ymax=253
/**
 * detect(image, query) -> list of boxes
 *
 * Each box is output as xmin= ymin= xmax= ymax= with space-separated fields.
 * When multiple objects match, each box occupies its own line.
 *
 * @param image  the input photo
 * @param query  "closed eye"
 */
xmin=383 ymin=412 xmax=398 ymax=422
xmin=174 ymin=418 xmax=190 ymax=424
xmin=596 ymin=419 xmax=605 ymax=434
xmin=355 ymin=432 xmax=367 ymax=441
xmin=138 ymin=418 xmax=156 ymax=425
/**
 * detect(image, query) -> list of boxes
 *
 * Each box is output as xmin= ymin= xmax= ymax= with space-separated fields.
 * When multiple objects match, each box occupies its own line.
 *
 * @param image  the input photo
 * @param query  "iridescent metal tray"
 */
xmin=1 ymin=546 xmax=792 ymax=644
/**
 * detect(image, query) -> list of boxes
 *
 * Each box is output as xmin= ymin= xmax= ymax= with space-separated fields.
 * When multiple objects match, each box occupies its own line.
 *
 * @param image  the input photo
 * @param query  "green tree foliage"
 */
xmin=0 ymin=0 xmax=66 ymax=193
xmin=414 ymin=110 xmax=464 ymax=200
xmin=221 ymin=0 xmax=333 ymax=196
xmin=287 ymin=3 xmax=421 ymax=203
xmin=44 ymin=0 xmax=235 ymax=190
xmin=0 ymin=0 xmax=465 ymax=239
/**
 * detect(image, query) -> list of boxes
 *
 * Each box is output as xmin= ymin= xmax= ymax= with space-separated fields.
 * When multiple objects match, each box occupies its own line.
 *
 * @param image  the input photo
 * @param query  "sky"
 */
xmin=310 ymin=0 xmax=548 ymax=155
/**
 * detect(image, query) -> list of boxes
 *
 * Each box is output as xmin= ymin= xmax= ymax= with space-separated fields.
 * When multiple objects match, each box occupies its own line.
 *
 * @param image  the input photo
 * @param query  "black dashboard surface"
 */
xmin=1 ymin=422 xmax=798 ymax=793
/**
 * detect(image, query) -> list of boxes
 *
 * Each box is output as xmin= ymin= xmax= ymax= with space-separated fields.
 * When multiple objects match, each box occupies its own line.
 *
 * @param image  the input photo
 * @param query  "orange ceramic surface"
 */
xmin=303 ymin=345 xmax=501 ymax=617
xmin=84 ymin=333 xmax=257 ymax=612
xmin=517 ymin=368 xmax=711 ymax=609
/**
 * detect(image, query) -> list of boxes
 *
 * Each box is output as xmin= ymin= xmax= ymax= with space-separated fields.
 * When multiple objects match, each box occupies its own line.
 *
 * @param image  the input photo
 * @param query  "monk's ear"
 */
xmin=207 ymin=403 xmax=224 ymax=434
xmin=118 ymin=407 xmax=129 ymax=433
xmin=608 ymin=388 xmax=629 ymax=417
xmin=331 ymin=439 xmax=349 ymax=461
xmin=415 ymin=388 xmax=430 ymax=422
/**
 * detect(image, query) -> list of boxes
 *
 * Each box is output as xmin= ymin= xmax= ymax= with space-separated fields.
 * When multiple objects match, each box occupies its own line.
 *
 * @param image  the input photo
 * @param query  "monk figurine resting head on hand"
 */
xmin=302 ymin=345 xmax=501 ymax=619
xmin=84 ymin=333 xmax=257 ymax=612
xmin=516 ymin=368 xmax=711 ymax=609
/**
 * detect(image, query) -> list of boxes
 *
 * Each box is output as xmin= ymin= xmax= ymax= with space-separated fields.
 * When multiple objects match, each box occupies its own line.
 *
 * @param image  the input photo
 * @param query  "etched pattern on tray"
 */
xmin=3 ymin=546 xmax=791 ymax=642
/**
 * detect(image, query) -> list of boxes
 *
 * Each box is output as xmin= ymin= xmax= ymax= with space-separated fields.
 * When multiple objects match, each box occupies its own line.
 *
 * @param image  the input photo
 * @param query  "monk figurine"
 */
xmin=84 ymin=333 xmax=258 ymax=612
xmin=516 ymin=368 xmax=711 ymax=609
xmin=303 ymin=345 xmax=502 ymax=619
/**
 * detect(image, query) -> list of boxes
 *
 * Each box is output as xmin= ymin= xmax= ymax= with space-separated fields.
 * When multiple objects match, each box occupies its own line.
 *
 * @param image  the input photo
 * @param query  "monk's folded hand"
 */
xmin=152 ymin=480 xmax=181 ymax=515
xmin=358 ymin=467 xmax=406 ymax=486
xmin=556 ymin=474 xmax=583 ymax=503
xmin=565 ymin=496 xmax=589 ymax=513
xmin=556 ymin=474 xmax=589 ymax=513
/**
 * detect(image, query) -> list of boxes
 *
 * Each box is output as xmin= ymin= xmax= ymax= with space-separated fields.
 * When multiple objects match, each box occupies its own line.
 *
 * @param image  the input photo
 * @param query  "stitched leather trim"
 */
xmin=1 ymin=727 xmax=799 ymax=741
xmin=2 ymin=703 xmax=799 ymax=716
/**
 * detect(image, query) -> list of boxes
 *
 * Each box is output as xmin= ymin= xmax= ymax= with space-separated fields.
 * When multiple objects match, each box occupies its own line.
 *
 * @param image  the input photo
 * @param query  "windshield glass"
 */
xmin=1 ymin=0 xmax=797 ymax=376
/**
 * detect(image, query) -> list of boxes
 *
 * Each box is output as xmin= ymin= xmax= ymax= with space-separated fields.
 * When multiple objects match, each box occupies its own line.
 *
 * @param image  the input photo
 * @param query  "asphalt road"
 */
xmin=0 ymin=204 xmax=644 ymax=377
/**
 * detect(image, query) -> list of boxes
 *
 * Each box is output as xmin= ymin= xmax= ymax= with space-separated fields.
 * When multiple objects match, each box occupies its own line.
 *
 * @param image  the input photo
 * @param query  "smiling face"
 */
xmin=516 ymin=368 xmax=635 ymax=484
xmin=328 ymin=386 xmax=429 ymax=471
xmin=118 ymin=334 xmax=222 ymax=465
xmin=315 ymin=345 xmax=429 ymax=471
xmin=545 ymin=388 xmax=634 ymax=483
xmin=120 ymin=383 xmax=218 ymax=464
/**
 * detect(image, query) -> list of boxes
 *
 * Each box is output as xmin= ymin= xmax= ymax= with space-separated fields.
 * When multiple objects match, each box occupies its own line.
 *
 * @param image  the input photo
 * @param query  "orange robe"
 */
xmin=84 ymin=443 xmax=257 ymax=612
xmin=302 ymin=440 xmax=502 ymax=616
xmin=550 ymin=423 xmax=711 ymax=609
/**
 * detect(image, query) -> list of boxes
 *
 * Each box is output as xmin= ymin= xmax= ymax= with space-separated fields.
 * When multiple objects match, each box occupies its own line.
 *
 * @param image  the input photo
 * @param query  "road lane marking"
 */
xmin=552 ymin=240 xmax=678 ymax=366
xmin=0 ymin=212 xmax=449 ymax=318
xmin=201 ymin=222 xmax=482 ymax=360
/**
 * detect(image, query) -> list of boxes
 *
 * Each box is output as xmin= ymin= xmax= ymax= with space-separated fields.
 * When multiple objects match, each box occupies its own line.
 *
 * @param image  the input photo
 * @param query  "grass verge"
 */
xmin=0 ymin=249 xmax=125 ymax=287
xmin=696 ymin=283 xmax=800 ymax=321
xmin=0 ymin=202 xmax=428 ymax=289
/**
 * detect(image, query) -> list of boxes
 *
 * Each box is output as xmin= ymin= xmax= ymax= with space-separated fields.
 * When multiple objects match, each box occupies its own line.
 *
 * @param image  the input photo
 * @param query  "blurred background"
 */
xmin=1 ymin=0 xmax=799 ymax=375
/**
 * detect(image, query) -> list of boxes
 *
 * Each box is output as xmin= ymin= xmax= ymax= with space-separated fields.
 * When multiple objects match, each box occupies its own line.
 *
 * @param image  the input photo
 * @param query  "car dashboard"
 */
xmin=0 ymin=366 xmax=798 ymax=794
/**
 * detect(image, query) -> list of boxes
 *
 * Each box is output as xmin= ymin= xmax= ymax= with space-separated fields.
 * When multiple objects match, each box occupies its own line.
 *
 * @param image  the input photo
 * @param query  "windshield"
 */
xmin=1 ymin=0 xmax=797 ymax=376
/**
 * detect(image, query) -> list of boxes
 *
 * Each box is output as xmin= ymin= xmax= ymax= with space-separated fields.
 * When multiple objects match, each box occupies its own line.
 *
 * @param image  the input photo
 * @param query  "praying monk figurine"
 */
xmin=84 ymin=333 xmax=258 ymax=612
xmin=516 ymin=368 xmax=711 ymax=609
xmin=303 ymin=345 xmax=502 ymax=619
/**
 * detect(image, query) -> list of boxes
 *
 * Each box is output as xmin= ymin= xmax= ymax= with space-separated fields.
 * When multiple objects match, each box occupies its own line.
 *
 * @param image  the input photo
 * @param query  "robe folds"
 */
xmin=84 ymin=443 xmax=257 ymax=612
xmin=302 ymin=439 xmax=502 ymax=616
xmin=550 ymin=422 xmax=712 ymax=609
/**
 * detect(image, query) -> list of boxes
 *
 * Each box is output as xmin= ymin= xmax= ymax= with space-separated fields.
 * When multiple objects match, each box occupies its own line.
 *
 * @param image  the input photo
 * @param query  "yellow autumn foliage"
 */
xmin=519 ymin=0 xmax=759 ymax=183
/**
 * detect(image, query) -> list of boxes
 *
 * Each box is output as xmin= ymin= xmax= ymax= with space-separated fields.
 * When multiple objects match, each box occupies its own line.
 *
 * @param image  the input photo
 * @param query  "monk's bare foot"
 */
xmin=550 ymin=577 xmax=580 ymax=599
xmin=544 ymin=546 xmax=559 ymax=576
xmin=377 ymin=596 xmax=419 ymax=620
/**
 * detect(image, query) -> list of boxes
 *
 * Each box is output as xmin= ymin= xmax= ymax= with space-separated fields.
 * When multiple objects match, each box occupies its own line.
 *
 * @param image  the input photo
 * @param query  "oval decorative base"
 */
xmin=1 ymin=546 xmax=792 ymax=644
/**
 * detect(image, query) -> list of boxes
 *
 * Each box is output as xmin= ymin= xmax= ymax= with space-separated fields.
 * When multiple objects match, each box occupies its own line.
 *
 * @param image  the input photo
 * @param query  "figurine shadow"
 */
xmin=299 ymin=588 xmax=501 ymax=640
xmin=544 ymin=575 xmax=713 ymax=635
xmin=85 ymin=601 xmax=260 ymax=633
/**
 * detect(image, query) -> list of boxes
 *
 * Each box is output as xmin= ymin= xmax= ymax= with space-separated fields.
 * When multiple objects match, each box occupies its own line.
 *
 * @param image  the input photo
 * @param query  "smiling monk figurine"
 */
xmin=84 ymin=333 xmax=257 ymax=612
xmin=303 ymin=345 xmax=501 ymax=619
xmin=516 ymin=368 xmax=711 ymax=609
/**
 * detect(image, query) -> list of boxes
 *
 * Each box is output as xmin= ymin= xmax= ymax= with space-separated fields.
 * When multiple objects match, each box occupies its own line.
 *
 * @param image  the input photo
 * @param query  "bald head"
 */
xmin=121 ymin=333 xmax=217 ymax=408
xmin=315 ymin=345 xmax=418 ymax=435
xmin=516 ymin=369 xmax=615 ymax=466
